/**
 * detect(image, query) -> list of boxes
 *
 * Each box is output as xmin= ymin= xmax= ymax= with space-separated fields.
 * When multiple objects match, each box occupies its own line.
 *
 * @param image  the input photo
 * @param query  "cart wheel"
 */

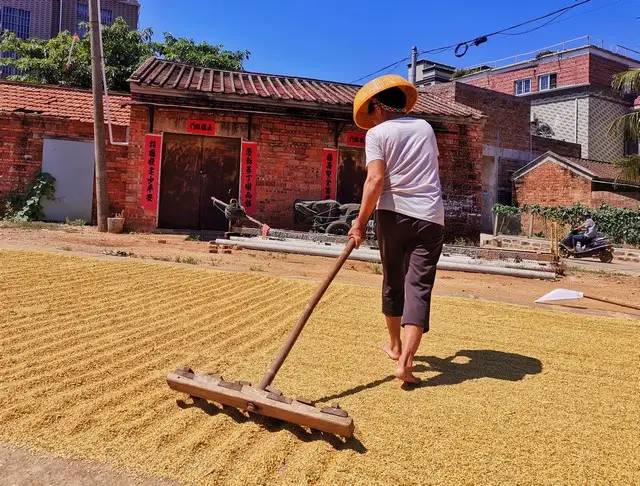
xmin=599 ymin=250 xmax=613 ymax=263
xmin=325 ymin=221 xmax=350 ymax=235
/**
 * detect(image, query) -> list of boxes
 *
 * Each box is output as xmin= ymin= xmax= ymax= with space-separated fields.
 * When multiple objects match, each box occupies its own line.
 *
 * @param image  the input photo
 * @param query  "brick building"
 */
xmin=513 ymin=151 xmax=640 ymax=213
xmin=424 ymin=81 xmax=580 ymax=231
xmin=0 ymin=60 xmax=488 ymax=239
xmin=454 ymin=43 xmax=640 ymax=162
xmin=0 ymin=81 xmax=130 ymax=221
xmin=125 ymin=58 xmax=485 ymax=237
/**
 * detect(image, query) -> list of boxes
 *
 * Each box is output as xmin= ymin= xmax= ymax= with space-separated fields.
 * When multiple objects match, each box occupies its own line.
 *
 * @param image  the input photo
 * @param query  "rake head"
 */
xmin=167 ymin=367 xmax=354 ymax=438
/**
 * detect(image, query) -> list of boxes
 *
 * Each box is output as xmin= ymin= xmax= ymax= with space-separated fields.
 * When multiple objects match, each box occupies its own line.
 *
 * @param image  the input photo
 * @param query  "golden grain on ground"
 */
xmin=0 ymin=250 xmax=638 ymax=485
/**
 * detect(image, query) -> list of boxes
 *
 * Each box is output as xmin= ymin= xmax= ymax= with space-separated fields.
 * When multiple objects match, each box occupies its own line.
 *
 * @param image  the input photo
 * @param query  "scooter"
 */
xmin=558 ymin=229 xmax=614 ymax=263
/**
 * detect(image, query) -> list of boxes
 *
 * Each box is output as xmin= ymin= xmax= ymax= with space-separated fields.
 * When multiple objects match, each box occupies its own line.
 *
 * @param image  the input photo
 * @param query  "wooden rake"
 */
xmin=167 ymin=239 xmax=357 ymax=437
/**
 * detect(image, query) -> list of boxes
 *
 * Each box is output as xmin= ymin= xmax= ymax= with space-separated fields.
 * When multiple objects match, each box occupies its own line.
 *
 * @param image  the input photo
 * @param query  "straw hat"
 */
xmin=353 ymin=74 xmax=418 ymax=129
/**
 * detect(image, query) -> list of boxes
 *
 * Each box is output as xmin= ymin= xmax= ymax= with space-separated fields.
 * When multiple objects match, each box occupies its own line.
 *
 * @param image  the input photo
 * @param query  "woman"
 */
xmin=348 ymin=75 xmax=444 ymax=384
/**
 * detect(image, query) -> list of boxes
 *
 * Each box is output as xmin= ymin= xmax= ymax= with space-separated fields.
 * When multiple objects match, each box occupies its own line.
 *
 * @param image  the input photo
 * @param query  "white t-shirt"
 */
xmin=365 ymin=117 xmax=444 ymax=226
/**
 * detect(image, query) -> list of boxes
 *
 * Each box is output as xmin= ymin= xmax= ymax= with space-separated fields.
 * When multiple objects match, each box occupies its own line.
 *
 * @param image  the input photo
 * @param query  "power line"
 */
xmin=351 ymin=0 xmax=592 ymax=83
xmin=351 ymin=56 xmax=410 ymax=84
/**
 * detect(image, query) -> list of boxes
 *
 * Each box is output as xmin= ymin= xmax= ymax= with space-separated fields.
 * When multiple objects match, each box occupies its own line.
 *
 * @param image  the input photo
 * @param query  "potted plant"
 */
xmin=107 ymin=211 xmax=125 ymax=234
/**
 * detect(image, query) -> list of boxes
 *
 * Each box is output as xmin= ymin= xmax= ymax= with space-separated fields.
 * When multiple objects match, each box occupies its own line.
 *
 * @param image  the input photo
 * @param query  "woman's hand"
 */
xmin=348 ymin=219 xmax=365 ymax=248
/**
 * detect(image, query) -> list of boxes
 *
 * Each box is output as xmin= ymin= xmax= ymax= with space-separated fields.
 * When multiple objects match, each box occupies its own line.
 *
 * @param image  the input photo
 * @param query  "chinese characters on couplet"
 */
xmin=186 ymin=119 xmax=216 ymax=136
xmin=141 ymin=134 xmax=163 ymax=211
xmin=240 ymin=142 xmax=258 ymax=215
xmin=321 ymin=148 xmax=337 ymax=201
xmin=343 ymin=131 xmax=365 ymax=147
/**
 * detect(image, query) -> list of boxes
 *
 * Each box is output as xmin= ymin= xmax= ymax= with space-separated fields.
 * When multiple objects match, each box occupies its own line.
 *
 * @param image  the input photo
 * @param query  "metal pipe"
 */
xmin=59 ymin=0 xmax=63 ymax=34
xmin=225 ymin=237 xmax=557 ymax=273
xmin=97 ymin=0 xmax=129 ymax=146
xmin=215 ymin=239 xmax=557 ymax=279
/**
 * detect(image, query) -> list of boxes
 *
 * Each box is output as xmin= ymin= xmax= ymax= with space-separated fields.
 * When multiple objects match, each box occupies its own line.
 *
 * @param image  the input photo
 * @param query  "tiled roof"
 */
xmin=563 ymin=156 xmax=628 ymax=181
xmin=0 ymin=82 xmax=130 ymax=126
xmin=514 ymin=151 xmax=639 ymax=186
xmin=129 ymin=58 xmax=483 ymax=119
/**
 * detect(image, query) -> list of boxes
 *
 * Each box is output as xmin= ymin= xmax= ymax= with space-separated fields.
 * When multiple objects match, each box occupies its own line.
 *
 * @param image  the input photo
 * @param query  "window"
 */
xmin=1 ymin=6 xmax=31 ymax=39
xmin=514 ymin=78 xmax=531 ymax=96
xmin=76 ymin=2 xmax=113 ymax=36
xmin=538 ymin=73 xmax=557 ymax=91
xmin=100 ymin=9 xmax=113 ymax=26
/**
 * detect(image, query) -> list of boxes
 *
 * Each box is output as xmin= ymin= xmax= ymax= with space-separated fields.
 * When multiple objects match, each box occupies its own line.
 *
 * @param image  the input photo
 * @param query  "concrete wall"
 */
xmin=587 ymin=96 xmax=628 ymax=162
xmin=531 ymin=97 xmax=589 ymax=154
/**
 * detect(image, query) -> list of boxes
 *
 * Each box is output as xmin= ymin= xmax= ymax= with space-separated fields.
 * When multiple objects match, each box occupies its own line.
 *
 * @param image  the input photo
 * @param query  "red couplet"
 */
xmin=141 ymin=134 xmax=163 ymax=211
xmin=240 ymin=141 xmax=258 ymax=215
xmin=321 ymin=148 xmax=337 ymax=201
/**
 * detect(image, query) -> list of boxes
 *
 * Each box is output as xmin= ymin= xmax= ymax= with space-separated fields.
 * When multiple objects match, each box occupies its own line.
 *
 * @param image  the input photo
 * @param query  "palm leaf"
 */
xmin=614 ymin=154 xmax=640 ymax=184
xmin=612 ymin=69 xmax=640 ymax=94
xmin=609 ymin=110 xmax=640 ymax=140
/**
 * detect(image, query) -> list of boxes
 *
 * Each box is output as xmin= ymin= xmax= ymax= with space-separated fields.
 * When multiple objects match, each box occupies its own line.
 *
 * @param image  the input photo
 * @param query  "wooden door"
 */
xmin=158 ymin=133 xmax=240 ymax=231
xmin=337 ymin=147 xmax=367 ymax=204
xmin=158 ymin=133 xmax=202 ymax=229
xmin=200 ymin=136 xmax=241 ymax=230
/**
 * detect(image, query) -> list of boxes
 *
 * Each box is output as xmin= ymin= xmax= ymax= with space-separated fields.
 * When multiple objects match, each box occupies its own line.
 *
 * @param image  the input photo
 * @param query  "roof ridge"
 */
xmin=136 ymin=57 xmax=363 ymax=88
xmin=0 ymin=80 xmax=131 ymax=98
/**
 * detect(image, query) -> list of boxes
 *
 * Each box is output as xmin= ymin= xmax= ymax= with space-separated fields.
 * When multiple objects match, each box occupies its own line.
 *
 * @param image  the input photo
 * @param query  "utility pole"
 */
xmin=409 ymin=46 xmax=418 ymax=85
xmin=89 ymin=0 xmax=109 ymax=232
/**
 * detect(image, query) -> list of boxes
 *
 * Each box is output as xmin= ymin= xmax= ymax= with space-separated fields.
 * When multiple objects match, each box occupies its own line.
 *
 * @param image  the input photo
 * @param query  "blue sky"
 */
xmin=140 ymin=0 xmax=639 ymax=84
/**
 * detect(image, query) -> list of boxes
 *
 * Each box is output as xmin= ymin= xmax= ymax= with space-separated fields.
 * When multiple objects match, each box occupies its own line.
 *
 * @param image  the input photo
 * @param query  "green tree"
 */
xmin=0 ymin=18 xmax=249 ymax=92
xmin=611 ymin=68 xmax=640 ymax=183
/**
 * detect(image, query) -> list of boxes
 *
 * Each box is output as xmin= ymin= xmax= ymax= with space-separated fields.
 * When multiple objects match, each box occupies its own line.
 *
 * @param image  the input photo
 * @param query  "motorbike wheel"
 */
xmin=558 ymin=246 xmax=570 ymax=258
xmin=325 ymin=221 xmax=350 ymax=236
xmin=599 ymin=250 xmax=614 ymax=264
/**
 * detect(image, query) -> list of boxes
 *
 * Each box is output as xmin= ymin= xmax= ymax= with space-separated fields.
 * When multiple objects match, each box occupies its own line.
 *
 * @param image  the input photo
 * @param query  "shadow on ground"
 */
xmin=176 ymin=397 xmax=367 ymax=453
xmin=316 ymin=349 xmax=543 ymax=398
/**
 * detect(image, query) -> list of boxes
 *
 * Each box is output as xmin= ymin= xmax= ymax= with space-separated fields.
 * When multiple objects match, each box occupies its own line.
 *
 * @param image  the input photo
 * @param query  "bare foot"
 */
xmin=395 ymin=365 xmax=421 ymax=384
xmin=382 ymin=343 xmax=401 ymax=361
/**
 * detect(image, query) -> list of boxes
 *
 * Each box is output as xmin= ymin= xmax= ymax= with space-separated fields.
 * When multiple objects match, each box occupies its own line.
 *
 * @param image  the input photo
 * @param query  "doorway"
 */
xmin=158 ymin=133 xmax=240 ymax=230
xmin=337 ymin=147 xmax=366 ymax=204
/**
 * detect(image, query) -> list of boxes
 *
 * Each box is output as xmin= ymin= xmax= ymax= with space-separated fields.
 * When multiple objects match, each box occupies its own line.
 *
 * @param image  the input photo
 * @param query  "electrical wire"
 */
xmin=352 ymin=0 xmax=592 ymax=83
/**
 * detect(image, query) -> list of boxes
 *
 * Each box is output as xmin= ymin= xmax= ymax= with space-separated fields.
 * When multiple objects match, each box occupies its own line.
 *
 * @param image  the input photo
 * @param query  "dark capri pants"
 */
xmin=376 ymin=209 xmax=444 ymax=333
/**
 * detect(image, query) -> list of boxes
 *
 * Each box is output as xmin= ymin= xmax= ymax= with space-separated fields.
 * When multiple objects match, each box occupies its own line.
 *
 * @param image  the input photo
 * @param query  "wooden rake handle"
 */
xmin=583 ymin=294 xmax=640 ymax=311
xmin=257 ymin=238 xmax=357 ymax=390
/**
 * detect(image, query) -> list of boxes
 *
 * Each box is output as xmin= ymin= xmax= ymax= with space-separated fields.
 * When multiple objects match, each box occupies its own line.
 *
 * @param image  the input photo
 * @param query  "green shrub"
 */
xmin=3 ymin=172 xmax=56 ymax=221
xmin=492 ymin=203 xmax=640 ymax=246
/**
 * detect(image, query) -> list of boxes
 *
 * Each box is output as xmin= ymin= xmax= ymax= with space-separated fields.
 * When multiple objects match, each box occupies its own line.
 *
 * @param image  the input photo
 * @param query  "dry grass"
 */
xmin=0 ymin=250 xmax=639 ymax=485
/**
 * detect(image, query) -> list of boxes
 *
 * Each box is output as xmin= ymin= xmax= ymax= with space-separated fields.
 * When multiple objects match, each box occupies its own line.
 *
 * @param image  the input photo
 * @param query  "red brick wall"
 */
xmin=463 ymin=53 xmax=591 ymax=95
xmin=514 ymin=161 xmax=592 ymax=207
xmin=1 ymin=106 xmax=486 ymax=239
xmin=514 ymin=160 xmax=640 ymax=232
xmin=0 ymin=113 xmax=129 ymax=220
xmin=126 ymin=105 xmax=485 ymax=238
xmin=428 ymin=82 xmax=531 ymax=150
xmin=588 ymin=55 xmax=630 ymax=88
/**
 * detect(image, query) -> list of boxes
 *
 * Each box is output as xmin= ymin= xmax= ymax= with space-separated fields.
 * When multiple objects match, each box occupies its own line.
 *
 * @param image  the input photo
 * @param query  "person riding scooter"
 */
xmin=571 ymin=213 xmax=597 ymax=251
